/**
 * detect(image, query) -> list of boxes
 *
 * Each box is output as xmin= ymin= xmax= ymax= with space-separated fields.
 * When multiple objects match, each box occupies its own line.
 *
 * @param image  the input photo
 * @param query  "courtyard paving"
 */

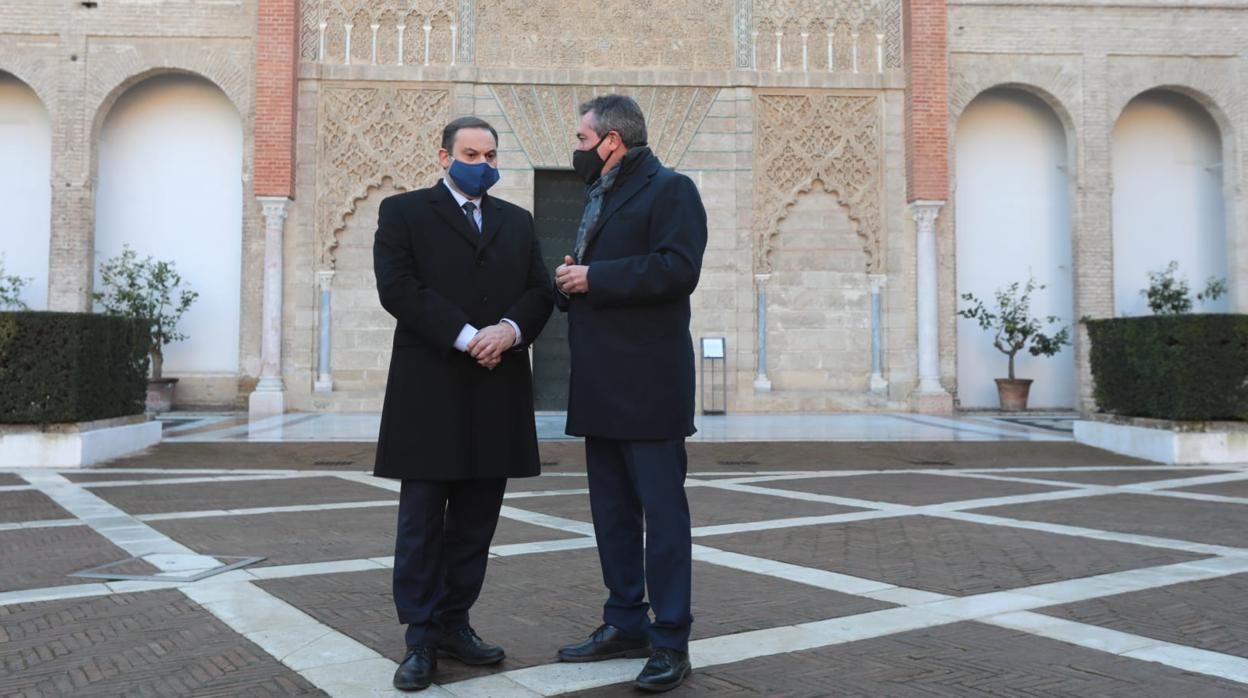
xmin=3 ymin=432 xmax=1248 ymax=696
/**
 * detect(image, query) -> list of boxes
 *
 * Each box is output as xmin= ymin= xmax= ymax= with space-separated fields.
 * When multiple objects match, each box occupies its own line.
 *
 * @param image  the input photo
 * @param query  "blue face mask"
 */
xmin=447 ymin=159 xmax=500 ymax=198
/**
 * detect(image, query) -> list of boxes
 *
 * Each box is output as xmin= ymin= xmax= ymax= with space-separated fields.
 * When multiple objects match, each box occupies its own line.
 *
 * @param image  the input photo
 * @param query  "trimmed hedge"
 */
xmin=0 ymin=312 xmax=150 ymax=424
xmin=1085 ymin=314 xmax=1248 ymax=421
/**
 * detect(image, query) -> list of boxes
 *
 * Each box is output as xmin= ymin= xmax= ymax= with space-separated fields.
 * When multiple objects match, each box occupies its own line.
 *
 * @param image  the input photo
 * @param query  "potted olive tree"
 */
xmin=92 ymin=246 xmax=199 ymax=413
xmin=958 ymin=277 xmax=1071 ymax=411
xmin=0 ymin=255 xmax=29 ymax=310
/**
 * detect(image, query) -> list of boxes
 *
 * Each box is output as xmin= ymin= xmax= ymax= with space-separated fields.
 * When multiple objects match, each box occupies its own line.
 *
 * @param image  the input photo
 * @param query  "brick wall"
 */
xmin=904 ymin=0 xmax=948 ymax=203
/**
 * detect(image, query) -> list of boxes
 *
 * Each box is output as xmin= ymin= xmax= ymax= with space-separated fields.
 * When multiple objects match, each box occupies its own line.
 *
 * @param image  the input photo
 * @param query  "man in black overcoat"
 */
xmin=373 ymin=116 xmax=553 ymax=691
xmin=553 ymin=95 xmax=708 ymax=693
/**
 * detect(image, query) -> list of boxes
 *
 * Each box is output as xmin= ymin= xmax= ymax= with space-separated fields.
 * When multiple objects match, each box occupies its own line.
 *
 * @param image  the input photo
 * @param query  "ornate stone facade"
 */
xmin=753 ymin=93 xmax=884 ymax=274
xmin=315 ymin=86 xmax=450 ymax=269
xmin=489 ymin=85 xmax=720 ymax=169
xmin=3 ymin=0 xmax=1245 ymax=416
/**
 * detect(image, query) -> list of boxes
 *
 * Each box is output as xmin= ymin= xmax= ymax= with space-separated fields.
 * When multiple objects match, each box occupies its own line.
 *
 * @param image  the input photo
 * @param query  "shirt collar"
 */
xmin=442 ymin=178 xmax=481 ymax=208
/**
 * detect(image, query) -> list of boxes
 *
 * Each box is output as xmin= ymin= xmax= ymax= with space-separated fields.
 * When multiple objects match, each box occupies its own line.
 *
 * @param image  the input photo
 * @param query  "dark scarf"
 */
xmin=572 ymin=146 xmax=651 ymax=263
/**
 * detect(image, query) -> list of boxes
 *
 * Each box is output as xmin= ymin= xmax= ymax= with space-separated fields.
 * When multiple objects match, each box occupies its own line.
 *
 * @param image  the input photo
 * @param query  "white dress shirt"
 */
xmin=442 ymin=179 xmax=522 ymax=352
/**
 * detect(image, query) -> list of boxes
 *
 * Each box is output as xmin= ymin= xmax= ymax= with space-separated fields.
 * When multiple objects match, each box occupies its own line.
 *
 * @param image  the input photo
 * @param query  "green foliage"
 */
xmin=92 ymin=246 xmax=198 ymax=380
xmin=1085 ymin=315 xmax=1248 ymax=422
xmin=958 ymin=277 xmax=1071 ymax=380
xmin=0 ymin=256 xmax=30 ymax=311
xmin=1141 ymin=260 xmax=1227 ymax=315
xmin=0 ymin=312 xmax=150 ymax=424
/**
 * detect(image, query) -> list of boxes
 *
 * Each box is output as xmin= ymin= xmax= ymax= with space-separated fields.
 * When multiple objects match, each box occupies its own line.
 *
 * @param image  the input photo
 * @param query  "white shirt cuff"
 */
xmin=453 ymin=324 xmax=478 ymax=352
xmin=501 ymin=318 xmax=522 ymax=347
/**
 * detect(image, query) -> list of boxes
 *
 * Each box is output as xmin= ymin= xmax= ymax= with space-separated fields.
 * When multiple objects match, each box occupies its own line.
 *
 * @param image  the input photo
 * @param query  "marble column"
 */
xmin=911 ymin=200 xmax=950 ymax=402
xmin=753 ymin=273 xmax=772 ymax=392
xmin=249 ymin=197 xmax=290 ymax=419
xmin=314 ymin=270 xmax=334 ymax=393
xmin=869 ymin=273 xmax=888 ymax=394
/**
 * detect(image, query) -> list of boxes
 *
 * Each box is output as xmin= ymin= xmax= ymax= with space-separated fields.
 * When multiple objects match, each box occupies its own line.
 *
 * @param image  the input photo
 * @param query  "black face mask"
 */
xmin=572 ymin=135 xmax=609 ymax=184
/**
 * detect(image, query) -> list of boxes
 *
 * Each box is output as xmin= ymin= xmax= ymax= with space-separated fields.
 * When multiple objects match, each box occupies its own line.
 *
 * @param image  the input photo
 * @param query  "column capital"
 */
xmin=868 ymin=273 xmax=888 ymax=292
xmin=257 ymin=195 xmax=292 ymax=222
xmin=316 ymin=268 xmax=335 ymax=289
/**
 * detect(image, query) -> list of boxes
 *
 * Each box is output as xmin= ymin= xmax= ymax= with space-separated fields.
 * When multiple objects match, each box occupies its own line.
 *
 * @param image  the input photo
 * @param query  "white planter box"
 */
xmin=0 ymin=415 xmax=162 ymax=468
xmin=1074 ymin=415 xmax=1248 ymax=464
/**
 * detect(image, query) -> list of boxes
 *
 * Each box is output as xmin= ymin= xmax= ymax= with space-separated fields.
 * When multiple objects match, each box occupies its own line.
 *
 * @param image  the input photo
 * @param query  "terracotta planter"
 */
xmin=994 ymin=378 xmax=1033 ymax=412
xmin=146 ymin=377 xmax=179 ymax=414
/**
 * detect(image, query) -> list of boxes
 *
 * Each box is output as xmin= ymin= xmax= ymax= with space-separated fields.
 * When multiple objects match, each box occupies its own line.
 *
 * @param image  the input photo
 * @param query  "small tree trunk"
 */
xmin=1007 ymin=350 xmax=1016 ymax=380
xmin=151 ymin=346 xmax=164 ymax=381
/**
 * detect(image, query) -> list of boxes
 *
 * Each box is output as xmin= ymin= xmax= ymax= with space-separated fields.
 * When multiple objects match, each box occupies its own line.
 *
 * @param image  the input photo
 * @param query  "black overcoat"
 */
xmin=558 ymin=150 xmax=708 ymax=440
xmin=373 ymin=183 xmax=554 ymax=480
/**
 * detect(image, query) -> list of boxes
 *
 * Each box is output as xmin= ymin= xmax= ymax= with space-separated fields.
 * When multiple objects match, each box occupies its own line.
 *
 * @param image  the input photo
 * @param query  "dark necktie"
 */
xmin=462 ymin=201 xmax=480 ymax=234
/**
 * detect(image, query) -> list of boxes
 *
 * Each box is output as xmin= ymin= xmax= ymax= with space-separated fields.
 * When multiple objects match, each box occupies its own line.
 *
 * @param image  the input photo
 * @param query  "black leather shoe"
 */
xmin=436 ymin=626 xmax=505 ymax=665
xmin=557 ymin=624 xmax=651 ymax=663
xmin=393 ymin=645 xmax=437 ymax=691
xmin=635 ymin=647 xmax=691 ymax=693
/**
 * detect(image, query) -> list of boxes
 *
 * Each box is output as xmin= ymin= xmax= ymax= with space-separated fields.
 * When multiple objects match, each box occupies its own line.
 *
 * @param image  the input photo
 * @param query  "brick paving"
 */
xmin=698 ymin=515 xmax=1208 ymax=596
xmin=146 ymin=506 xmax=580 ymax=568
xmin=1004 ymin=468 xmax=1229 ymax=486
xmin=752 ymin=472 xmax=1070 ymax=505
xmin=0 ymin=490 xmax=73 ymax=524
xmin=511 ymin=485 xmax=861 ymax=527
xmin=2 ymin=440 xmax=1246 ymax=696
xmin=259 ymin=547 xmax=893 ymax=685
xmin=1038 ymin=572 xmax=1248 ymax=659
xmin=0 ymin=590 xmax=325 ymax=697
xmin=93 ymin=476 xmax=395 ymax=515
xmin=562 ymin=622 xmax=1248 ymax=697
xmin=974 ymin=493 xmax=1248 ymax=548
xmin=0 ymin=526 xmax=144 ymax=593
xmin=1174 ymin=479 xmax=1248 ymax=499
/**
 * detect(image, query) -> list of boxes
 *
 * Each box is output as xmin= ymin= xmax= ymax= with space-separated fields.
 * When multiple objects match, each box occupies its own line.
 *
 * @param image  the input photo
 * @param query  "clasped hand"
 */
xmin=467 ymin=323 xmax=515 ymax=370
xmin=555 ymin=255 xmax=590 ymax=295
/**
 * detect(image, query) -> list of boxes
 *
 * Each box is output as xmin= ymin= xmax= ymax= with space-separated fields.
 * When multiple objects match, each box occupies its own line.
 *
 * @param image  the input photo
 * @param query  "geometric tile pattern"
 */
xmin=1038 ymin=573 xmax=1248 ymax=659
xmin=0 ymin=590 xmax=326 ymax=697
xmin=4 ymin=440 xmax=1248 ymax=696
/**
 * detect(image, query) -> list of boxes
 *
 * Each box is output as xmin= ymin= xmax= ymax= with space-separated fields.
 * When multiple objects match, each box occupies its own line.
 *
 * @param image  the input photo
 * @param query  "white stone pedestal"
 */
xmin=0 ymin=415 xmax=162 ymax=468
xmin=1074 ymin=415 xmax=1248 ymax=464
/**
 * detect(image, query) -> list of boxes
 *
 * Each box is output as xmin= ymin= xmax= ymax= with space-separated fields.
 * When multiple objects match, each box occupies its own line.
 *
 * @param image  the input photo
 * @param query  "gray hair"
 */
xmin=578 ymin=94 xmax=648 ymax=147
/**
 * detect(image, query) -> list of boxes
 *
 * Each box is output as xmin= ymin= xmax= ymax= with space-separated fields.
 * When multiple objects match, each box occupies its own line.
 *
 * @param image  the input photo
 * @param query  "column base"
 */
xmin=911 ymin=390 xmax=954 ymax=415
xmin=869 ymin=374 xmax=889 ymax=395
xmin=753 ymin=376 xmax=772 ymax=393
xmin=248 ymin=389 xmax=286 ymax=420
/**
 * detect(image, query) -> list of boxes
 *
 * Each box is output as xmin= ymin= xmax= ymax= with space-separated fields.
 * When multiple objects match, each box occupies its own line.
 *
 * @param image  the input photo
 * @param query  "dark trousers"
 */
xmin=585 ymin=437 xmax=693 ymax=651
xmin=393 ymin=478 xmax=507 ymax=647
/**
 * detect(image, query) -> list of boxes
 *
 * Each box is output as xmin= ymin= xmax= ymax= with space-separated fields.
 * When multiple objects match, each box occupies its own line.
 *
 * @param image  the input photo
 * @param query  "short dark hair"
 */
xmin=578 ymin=95 xmax=648 ymax=148
xmin=441 ymin=116 xmax=498 ymax=152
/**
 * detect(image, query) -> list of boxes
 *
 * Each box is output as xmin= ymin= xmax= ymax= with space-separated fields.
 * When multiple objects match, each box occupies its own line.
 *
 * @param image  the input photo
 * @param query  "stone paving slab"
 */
xmin=0 ymin=590 xmax=326 ymax=697
xmin=1174 ymin=479 xmax=1248 ymax=499
xmin=0 ymin=473 xmax=24 ymax=486
xmin=753 ymin=472 xmax=1070 ymax=505
xmin=148 ymin=507 xmax=581 ymax=568
xmin=699 ymin=515 xmax=1208 ymax=597
xmin=0 ymin=526 xmax=149 ymax=593
xmin=1005 ymin=468 xmax=1230 ymax=486
xmin=562 ymin=621 xmax=1248 ymax=697
xmin=92 ymin=476 xmax=396 ymax=516
xmin=506 ymin=474 xmax=590 ymax=492
xmin=0 ymin=490 xmax=73 ymax=524
xmin=510 ymin=486 xmax=862 ymax=528
xmin=62 ymin=471 xmax=240 ymax=483
xmin=258 ymin=546 xmax=893 ymax=685
xmin=973 ymin=493 xmax=1248 ymax=549
xmin=95 ymin=440 xmax=1153 ymax=472
xmin=1038 ymin=572 xmax=1248 ymax=659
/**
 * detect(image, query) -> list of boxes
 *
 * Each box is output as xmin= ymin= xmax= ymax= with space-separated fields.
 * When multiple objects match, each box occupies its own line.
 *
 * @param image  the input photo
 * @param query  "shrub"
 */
xmin=0 ymin=312 xmax=150 ymax=424
xmin=1085 ymin=314 xmax=1248 ymax=421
